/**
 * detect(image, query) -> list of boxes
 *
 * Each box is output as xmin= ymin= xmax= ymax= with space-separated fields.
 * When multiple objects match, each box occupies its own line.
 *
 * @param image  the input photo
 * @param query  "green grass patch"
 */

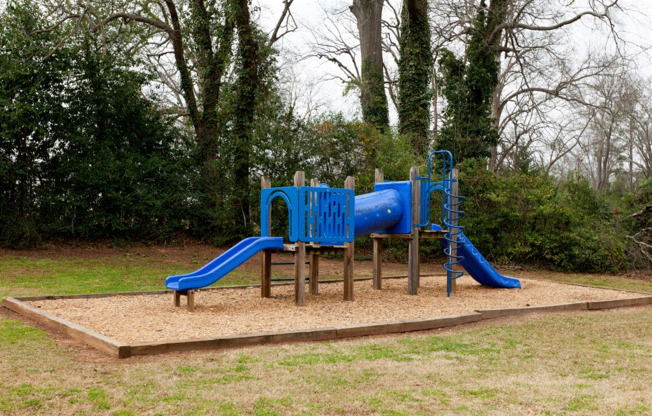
xmin=531 ymin=271 xmax=652 ymax=293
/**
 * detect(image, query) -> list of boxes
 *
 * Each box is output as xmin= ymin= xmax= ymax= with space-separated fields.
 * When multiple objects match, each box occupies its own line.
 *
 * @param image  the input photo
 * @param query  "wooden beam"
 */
xmin=261 ymin=176 xmax=272 ymax=298
xmin=372 ymin=238 xmax=382 ymax=290
xmin=2 ymin=297 xmax=128 ymax=358
xmin=373 ymin=168 xmax=384 ymax=290
xmin=408 ymin=166 xmax=421 ymax=295
xmin=173 ymin=290 xmax=195 ymax=311
xmin=187 ymin=290 xmax=195 ymax=312
xmin=343 ymin=176 xmax=355 ymax=301
xmin=375 ymin=168 xmax=384 ymax=183
xmin=261 ymin=251 xmax=272 ymax=298
xmin=174 ymin=291 xmax=181 ymax=307
xmin=294 ymin=171 xmax=306 ymax=306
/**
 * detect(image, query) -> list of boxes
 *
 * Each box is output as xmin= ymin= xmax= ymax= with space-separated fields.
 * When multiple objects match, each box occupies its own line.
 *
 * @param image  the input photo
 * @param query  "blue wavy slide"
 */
xmin=166 ymin=237 xmax=284 ymax=291
xmin=431 ymin=225 xmax=521 ymax=289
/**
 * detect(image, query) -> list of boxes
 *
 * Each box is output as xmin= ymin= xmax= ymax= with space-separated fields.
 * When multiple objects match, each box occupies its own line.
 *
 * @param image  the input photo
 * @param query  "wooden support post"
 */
xmin=187 ymin=290 xmax=195 ymax=312
xmin=372 ymin=168 xmax=384 ymax=290
xmin=261 ymin=251 xmax=272 ymax=298
xmin=343 ymin=176 xmax=355 ymax=301
xmin=261 ymin=176 xmax=272 ymax=298
xmin=173 ymin=290 xmax=195 ymax=312
xmin=309 ymin=178 xmax=320 ymax=295
xmin=309 ymin=253 xmax=319 ymax=295
xmin=408 ymin=166 xmax=421 ymax=295
xmin=174 ymin=291 xmax=181 ymax=307
xmin=294 ymin=171 xmax=306 ymax=306
xmin=450 ymin=168 xmax=459 ymax=294
xmin=372 ymin=239 xmax=382 ymax=290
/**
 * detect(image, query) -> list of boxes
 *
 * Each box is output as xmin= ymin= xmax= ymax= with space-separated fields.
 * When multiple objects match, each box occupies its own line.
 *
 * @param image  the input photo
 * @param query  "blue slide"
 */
xmin=456 ymin=233 xmax=521 ymax=288
xmin=165 ymin=237 xmax=284 ymax=291
xmin=430 ymin=225 xmax=520 ymax=289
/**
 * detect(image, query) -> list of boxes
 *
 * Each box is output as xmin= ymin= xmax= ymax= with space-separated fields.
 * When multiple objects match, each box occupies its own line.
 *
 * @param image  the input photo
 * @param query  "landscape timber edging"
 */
xmin=587 ymin=297 xmax=652 ymax=310
xmin=1 ymin=297 xmax=130 ymax=358
xmin=96 ymin=313 xmax=484 ymax=357
xmin=474 ymin=301 xmax=589 ymax=319
xmin=2 ymin=293 xmax=651 ymax=359
xmin=516 ymin=276 xmax=652 ymax=296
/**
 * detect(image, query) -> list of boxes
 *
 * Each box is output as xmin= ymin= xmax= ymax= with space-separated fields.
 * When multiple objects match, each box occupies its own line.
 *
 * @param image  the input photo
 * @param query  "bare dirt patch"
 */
xmin=27 ymin=275 xmax=636 ymax=344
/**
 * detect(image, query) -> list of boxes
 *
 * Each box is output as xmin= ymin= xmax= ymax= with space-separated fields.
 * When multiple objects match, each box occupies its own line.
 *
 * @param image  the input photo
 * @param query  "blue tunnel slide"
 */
xmin=166 ymin=187 xmax=520 ymax=291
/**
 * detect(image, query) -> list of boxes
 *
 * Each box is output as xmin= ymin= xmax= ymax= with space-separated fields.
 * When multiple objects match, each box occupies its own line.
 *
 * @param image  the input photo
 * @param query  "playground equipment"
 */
xmin=167 ymin=151 xmax=520 ymax=310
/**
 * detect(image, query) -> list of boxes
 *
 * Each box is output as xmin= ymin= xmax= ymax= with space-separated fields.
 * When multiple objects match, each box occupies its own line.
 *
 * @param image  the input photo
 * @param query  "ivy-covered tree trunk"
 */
xmin=350 ymin=0 xmax=389 ymax=133
xmin=230 ymin=0 xmax=260 ymax=234
xmin=398 ymin=0 xmax=432 ymax=156
xmin=436 ymin=0 xmax=499 ymax=164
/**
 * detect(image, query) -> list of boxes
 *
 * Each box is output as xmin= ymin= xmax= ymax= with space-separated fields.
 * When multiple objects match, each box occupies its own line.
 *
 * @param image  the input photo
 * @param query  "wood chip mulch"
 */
xmin=27 ymin=276 xmax=635 ymax=343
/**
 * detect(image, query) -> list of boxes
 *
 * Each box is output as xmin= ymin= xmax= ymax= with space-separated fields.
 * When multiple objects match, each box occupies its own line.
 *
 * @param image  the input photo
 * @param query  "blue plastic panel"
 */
xmin=260 ymin=187 xmax=299 ymax=242
xmin=299 ymin=186 xmax=355 ymax=243
xmin=373 ymin=181 xmax=412 ymax=234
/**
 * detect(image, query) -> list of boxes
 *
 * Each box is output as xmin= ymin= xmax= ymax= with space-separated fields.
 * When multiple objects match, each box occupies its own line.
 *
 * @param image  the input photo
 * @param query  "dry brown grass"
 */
xmin=1 ymin=307 xmax=650 ymax=415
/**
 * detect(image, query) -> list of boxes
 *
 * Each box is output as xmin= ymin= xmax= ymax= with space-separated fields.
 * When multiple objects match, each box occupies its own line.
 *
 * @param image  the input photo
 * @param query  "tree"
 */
xmin=0 ymin=1 xmax=70 ymax=245
xmin=38 ymin=0 xmax=296 ymax=237
xmin=436 ymin=1 xmax=499 ymax=163
xmin=350 ymin=0 xmax=390 ymax=132
xmin=570 ymin=66 xmax=652 ymax=193
xmin=0 ymin=1 xmax=195 ymax=246
xmin=428 ymin=0 xmax=624 ymax=171
xmin=398 ymin=0 xmax=432 ymax=155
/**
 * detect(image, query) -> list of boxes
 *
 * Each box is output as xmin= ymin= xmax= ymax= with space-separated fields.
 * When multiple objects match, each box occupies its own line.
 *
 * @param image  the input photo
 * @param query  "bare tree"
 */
xmin=428 ymin=0 xmax=626 ymax=171
xmin=571 ymin=65 xmax=647 ymax=192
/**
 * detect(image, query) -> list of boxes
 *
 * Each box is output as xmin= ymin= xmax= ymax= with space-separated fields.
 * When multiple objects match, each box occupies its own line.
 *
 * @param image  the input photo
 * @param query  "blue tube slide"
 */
xmin=431 ymin=225 xmax=520 ymax=289
xmin=165 ymin=237 xmax=284 ymax=291
xmin=354 ymin=189 xmax=404 ymax=237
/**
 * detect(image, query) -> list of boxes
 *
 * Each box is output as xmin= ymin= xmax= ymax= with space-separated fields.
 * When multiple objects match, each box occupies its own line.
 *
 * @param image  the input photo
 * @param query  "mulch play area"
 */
xmin=4 ymin=274 xmax=650 ymax=358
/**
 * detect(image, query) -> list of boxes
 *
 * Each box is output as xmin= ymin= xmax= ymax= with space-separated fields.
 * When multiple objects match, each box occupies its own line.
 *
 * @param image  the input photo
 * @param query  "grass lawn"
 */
xmin=1 ymin=246 xmax=651 ymax=415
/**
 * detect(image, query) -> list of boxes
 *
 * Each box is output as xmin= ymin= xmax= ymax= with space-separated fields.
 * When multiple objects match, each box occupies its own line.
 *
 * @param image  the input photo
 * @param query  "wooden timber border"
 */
xmin=2 ymin=283 xmax=651 ymax=359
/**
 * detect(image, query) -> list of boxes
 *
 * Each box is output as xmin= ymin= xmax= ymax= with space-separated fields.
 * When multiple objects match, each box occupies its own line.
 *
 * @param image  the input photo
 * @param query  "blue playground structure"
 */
xmin=167 ymin=151 xmax=520 ymax=309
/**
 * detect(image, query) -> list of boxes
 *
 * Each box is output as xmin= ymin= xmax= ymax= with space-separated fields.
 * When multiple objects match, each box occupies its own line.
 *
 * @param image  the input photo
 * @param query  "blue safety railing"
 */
xmin=299 ymin=186 xmax=355 ymax=244
xmin=261 ymin=185 xmax=354 ymax=244
xmin=417 ymin=150 xmax=466 ymax=296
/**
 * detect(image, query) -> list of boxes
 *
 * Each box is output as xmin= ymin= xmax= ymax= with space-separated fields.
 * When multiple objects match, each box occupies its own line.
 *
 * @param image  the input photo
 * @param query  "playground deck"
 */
xmin=19 ymin=275 xmax=643 ymax=345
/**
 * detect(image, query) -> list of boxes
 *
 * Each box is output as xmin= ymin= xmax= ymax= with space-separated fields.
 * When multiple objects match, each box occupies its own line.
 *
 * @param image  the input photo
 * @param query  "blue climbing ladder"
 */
xmin=418 ymin=150 xmax=520 ymax=295
xmin=417 ymin=150 xmax=465 ymax=296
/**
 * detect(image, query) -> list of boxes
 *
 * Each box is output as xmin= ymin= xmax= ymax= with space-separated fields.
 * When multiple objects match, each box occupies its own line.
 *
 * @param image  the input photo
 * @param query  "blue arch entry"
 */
xmin=260 ymin=187 xmax=299 ymax=242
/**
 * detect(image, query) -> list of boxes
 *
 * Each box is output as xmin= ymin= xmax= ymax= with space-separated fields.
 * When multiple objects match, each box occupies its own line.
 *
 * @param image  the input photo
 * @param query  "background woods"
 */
xmin=0 ymin=0 xmax=651 ymax=271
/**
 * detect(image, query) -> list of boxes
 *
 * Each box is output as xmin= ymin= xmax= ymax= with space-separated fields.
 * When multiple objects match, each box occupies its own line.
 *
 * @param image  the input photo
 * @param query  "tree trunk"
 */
xmin=488 ymin=76 xmax=503 ymax=171
xmin=231 ymin=0 xmax=259 ymax=234
xmin=165 ymin=0 xmax=233 ymax=162
xmin=350 ymin=0 xmax=389 ymax=133
xmin=431 ymin=72 xmax=438 ymax=146
xmin=398 ymin=0 xmax=432 ymax=156
xmin=487 ymin=0 xmax=508 ymax=171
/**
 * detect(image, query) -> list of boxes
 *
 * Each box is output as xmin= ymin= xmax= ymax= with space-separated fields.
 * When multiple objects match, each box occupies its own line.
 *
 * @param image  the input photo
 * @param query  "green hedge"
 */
xmin=458 ymin=161 xmax=626 ymax=273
